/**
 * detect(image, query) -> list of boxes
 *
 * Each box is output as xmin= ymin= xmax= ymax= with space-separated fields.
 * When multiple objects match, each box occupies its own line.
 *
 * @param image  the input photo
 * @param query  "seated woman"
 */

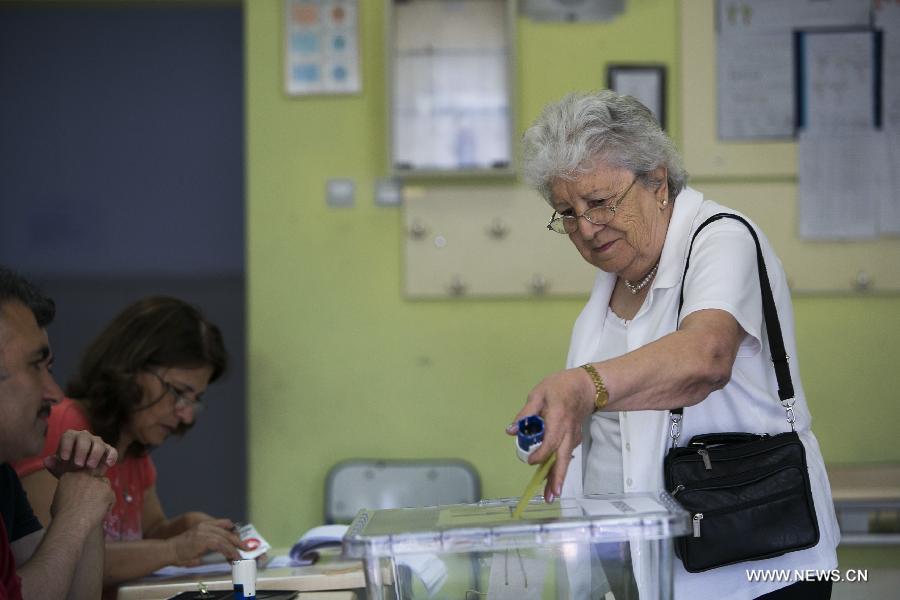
xmin=15 ymin=296 xmax=246 ymax=588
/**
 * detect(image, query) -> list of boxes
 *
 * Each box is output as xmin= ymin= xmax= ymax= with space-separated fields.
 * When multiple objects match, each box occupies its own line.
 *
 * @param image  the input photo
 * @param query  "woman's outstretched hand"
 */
xmin=506 ymin=367 xmax=596 ymax=503
xmin=170 ymin=518 xmax=243 ymax=566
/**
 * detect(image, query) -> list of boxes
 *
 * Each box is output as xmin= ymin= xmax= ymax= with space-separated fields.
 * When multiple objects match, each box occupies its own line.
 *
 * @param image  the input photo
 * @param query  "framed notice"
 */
xmin=607 ymin=64 xmax=666 ymax=130
xmin=284 ymin=0 xmax=361 ymax=95
xmin=794 ymin=28 xmax=881 ymax=131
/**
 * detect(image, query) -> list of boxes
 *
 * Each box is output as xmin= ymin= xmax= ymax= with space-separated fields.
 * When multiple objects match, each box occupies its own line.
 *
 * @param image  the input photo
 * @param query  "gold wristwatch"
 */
xmin=580 ymin=363 xmax=609 ymax=411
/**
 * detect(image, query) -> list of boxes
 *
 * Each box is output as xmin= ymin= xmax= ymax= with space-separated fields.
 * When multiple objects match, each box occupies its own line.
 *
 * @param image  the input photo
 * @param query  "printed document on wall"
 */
xmin=715 ymin=0 xmax=870 ymax=140
xmin=717 ymin=0 xmax=869 ymax=32
xmin=717 ymin=31 xmax=794 ymax=139
xmin=873 ymin=3 xmax=900 ymax=236
xmin=882 ymin=131 xmax=900 ymax=236
xmin=799 ymin=30 xmax=877 ymax=131
xmin=798 ymin=131 xmax=889 ymax=240
xmin=875 ymin=1 xmax=900 ymax=130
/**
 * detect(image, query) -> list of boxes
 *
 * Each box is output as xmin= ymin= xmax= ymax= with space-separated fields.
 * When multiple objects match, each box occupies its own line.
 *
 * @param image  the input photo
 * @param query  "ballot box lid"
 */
xmin=343 ymin=492 xmax=689 ymax=559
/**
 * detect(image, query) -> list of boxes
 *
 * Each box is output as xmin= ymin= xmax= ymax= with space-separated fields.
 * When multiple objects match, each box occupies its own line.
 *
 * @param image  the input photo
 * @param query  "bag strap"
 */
xmin=669 ymin=213 xmax=796 ymax=446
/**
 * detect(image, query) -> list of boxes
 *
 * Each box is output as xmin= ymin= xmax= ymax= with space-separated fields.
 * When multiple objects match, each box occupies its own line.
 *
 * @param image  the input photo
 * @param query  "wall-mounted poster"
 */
xmin=284 ymin=0 xmax=361 ymax=95
xmin=607 ymin=65 xmax=666 ymax=130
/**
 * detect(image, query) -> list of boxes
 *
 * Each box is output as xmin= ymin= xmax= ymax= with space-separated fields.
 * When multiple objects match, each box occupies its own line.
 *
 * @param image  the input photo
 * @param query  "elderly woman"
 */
xmin=507 ymin=91 xmax=838 ymax=600
xmin=15 ymin=297 xmax=247 ymax=592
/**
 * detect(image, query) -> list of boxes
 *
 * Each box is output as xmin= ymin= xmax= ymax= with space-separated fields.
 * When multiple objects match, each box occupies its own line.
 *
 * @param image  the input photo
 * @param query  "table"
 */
xmin=116 ymin=551 xmax=366 ymax=600
xmin=827 ymin=463 xmax=900 ymax=546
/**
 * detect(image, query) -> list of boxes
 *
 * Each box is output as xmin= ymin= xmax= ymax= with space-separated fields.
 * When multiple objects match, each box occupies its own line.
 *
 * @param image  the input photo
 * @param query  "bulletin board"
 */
xmin=403 ymin=184 xmax=597 ymax=298
xmin=678 ymin=0 xmax=900 ymax=293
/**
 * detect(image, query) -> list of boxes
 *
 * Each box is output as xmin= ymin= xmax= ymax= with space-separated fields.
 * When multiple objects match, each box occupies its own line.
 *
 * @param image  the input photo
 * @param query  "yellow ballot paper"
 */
xmin=435 ymin=498 xmax=561 ymax=527
xmin=513 ymin=452 xmax=557 ymax=519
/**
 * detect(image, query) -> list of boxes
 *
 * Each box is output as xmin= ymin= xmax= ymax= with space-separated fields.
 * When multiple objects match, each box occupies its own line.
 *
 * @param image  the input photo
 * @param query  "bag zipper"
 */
xmin=670 ymin=434 xmax=801 ymax=470
xmin=689 ymin=433 xmax=770 ymax=448
xmin=671 ymin=463 xmax=799 ymax=496
xmin=682 ymin=484 xmax=804 ymax=539
xmin=670 ymin=465 xmax=800 ymax=498
xmin=692 ymin=435 xmax=768 ymax=470
xmin=697 ymin=448 xmax=712 ymax=470
xmin=672 ymin=467 xmax=805 ymax=538
xmin=692 ymin=513 xmax=704 ymax=537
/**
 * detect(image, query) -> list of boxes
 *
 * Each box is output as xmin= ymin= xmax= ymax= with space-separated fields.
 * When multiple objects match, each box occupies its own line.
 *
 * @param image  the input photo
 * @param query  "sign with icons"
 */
xmin=284 ymin=0 xmax=361 ymax=95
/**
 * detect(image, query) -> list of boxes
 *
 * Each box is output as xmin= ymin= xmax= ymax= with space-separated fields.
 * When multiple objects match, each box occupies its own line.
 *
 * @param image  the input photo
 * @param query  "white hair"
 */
xmin=522 ymin=90 xmax=687 ymax=204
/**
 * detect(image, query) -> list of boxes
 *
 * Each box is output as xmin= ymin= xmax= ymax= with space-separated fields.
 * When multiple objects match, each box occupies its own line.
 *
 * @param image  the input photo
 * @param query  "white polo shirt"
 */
xmin=561 ymin=186 xmax=840 ymax=600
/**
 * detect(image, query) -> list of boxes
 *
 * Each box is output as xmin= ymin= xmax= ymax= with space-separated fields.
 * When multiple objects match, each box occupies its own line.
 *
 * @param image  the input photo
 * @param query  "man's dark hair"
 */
xmin=0 ymin=266 xmax=55 ymax=327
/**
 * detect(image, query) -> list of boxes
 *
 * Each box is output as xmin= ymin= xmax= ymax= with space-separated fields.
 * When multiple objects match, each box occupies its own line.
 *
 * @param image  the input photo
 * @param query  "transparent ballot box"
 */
xmin=343 ymin=492 xmax=690 ymax=600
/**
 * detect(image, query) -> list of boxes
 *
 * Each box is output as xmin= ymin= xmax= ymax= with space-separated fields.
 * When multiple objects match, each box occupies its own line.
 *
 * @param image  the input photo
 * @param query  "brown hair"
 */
xmin=66 ymin=296 xmax=227 ymax=455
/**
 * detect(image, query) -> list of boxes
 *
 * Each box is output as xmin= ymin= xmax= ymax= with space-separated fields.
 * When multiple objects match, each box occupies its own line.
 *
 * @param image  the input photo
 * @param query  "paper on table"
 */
xmin=289 ymin=524 xmax=348 ymax=565
xmin=151 ymin=561 xmax=233 ymax=578
xmin=264 ymin=554 xmax=295 ymax=569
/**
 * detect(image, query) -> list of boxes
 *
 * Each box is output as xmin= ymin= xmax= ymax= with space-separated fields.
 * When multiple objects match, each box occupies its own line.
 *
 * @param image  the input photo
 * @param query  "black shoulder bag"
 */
xmin=663 ymin=213 xmax=819 ymax=573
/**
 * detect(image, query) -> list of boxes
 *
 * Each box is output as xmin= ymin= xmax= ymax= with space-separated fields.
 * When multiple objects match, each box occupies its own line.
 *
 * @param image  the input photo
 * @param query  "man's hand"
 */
xmin=43 ymin=429 xmax=117 ymax=478
xmin=49 ymin=471 xmax=115 ymax=528
xmin=22 ymin=472 xmax=114 ymax=600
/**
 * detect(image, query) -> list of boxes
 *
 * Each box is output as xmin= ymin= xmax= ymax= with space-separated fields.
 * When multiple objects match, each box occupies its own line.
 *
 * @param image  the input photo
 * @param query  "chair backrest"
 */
xmin=324 ymin=458 xmax=481 ymax=524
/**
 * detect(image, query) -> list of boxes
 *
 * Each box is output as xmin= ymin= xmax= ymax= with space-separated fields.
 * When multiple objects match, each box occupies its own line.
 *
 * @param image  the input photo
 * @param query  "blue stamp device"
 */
xmin=515 ymin=415 xmax=545 ymax=462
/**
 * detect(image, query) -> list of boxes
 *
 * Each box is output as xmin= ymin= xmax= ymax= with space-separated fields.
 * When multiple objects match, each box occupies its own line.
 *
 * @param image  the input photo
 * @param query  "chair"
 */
xmin=325 ymin=459 xmax=482 ymax=597
xmin=324 ymin=458 xmax=481 ymax=524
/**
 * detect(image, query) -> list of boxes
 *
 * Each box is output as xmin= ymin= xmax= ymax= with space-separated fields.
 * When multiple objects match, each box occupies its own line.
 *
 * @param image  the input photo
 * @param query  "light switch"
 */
xmin=326 ymin=178 xmax=355 ymax=207
xmin=375 ymin=178 xmax=402 ymax=206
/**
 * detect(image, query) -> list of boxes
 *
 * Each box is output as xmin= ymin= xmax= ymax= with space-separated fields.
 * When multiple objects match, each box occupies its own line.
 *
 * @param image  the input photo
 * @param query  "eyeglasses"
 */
xmin=149 ymin=371 xmax=205 ymax=415
xmin=546 ymin=177 xmax=637 ymax=234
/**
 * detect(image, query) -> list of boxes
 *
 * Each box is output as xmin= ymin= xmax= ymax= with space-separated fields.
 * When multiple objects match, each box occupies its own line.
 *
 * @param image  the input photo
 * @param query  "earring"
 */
xmin=659 ymin=199 xmax=668 ymax=210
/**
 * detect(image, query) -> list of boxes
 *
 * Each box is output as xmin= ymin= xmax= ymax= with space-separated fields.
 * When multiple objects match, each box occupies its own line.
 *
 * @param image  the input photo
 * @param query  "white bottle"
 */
xmin=231 ymin=558 xmax=257 ymax=599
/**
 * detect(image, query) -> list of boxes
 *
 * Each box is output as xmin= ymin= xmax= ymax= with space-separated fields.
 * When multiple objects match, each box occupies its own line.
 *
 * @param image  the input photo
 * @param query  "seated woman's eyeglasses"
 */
xmin=546 ymin=177 xmax=637 ymax=234
xmin=149 ymin=371 xmax=205 ymax=414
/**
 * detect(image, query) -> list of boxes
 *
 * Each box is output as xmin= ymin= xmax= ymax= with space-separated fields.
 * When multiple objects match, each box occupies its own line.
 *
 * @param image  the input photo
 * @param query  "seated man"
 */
xmin=16 ymin=296 xmax=245 ymax=588
xmin=0 ymin=267 xmax=116 ymax=600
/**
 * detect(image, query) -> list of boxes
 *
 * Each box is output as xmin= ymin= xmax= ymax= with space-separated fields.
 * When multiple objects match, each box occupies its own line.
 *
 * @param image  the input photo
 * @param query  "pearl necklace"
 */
xmin=624 ymin=263 xmax=659 ymax=295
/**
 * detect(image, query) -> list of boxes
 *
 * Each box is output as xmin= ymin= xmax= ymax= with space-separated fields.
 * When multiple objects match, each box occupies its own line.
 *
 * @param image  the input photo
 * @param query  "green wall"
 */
xmin=246 ymin=0 xmax=900 ymax=547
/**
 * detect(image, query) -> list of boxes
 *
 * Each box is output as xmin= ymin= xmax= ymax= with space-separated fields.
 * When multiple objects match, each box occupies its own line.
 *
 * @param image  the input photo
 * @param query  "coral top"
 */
xmin=14 ymin=398 xmax=156 ymax=541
